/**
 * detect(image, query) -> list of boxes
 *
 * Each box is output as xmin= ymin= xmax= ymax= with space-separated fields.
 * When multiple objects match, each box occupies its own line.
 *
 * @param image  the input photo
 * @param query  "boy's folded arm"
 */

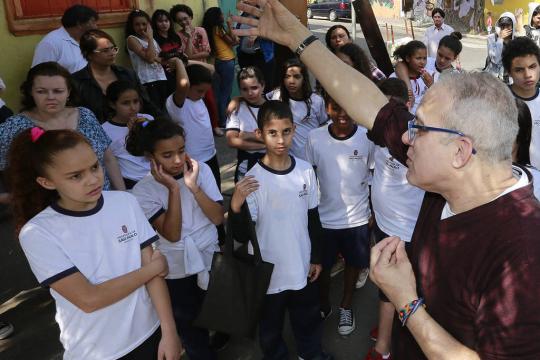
xmin=307 ymin=207 xmax=323 ymax=264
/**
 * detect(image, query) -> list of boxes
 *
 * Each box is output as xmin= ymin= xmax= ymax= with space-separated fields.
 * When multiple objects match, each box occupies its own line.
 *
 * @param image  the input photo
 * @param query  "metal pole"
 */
xmin=351 ymin=2 xmax=357 ymax=40
xmin=410 ymin=19 xmax=415 ymax=39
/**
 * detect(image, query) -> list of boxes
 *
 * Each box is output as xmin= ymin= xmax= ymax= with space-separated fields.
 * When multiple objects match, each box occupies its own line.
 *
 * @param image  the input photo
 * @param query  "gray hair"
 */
xmin=430 ymin=72 xmax=518 ymax=163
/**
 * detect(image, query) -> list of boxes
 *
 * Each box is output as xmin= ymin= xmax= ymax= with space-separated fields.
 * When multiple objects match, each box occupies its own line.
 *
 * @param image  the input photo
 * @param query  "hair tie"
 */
xmin=142 ymin=120 xmax=150 ymax=128
xmin=30 ymin=127 xmax=45 ymax=143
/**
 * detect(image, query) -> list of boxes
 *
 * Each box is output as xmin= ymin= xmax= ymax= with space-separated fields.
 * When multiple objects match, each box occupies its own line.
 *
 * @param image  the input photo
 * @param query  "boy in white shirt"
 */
xmin=229 ymin=100 xmax=332 ymax=360
xmin=305 ymin=95 xmax=374 ymax=336
xmin=502 ymin=37 xmax=540 ymax=168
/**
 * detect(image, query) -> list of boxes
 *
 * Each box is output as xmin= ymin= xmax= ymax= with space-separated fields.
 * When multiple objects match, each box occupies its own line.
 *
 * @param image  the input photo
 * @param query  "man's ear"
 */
xmin=451 ymin=137 xmax=475 ymax=169
xmin=36 ymin=177 xmax=56 ymax=191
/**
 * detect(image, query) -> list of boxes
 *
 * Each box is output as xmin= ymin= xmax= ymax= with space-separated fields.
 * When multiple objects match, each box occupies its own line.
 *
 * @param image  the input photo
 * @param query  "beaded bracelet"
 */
xmin=398 ymin=298 xmax=426 ymax=327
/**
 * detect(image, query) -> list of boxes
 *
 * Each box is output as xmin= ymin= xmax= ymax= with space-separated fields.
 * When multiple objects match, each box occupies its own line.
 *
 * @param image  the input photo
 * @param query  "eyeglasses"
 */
xmin=93 ymin=46 xmax=119 ymax=54
xmin=407 ymin=119 xmax=477 ymax=154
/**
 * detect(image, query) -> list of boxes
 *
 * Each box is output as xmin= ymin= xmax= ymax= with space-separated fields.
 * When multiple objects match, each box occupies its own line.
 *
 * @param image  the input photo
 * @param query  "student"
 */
xmin=203 ymin=7 xmax=239 ymax=129
xmin=325 ymin=25 xmax=352 ymax=53
xmin=364 ymin=78 xmax=425 ymax=360
xmin=502 ymin=36 xmax=540 ymax=168
xmin=390 ymin=40 xmax=428 ymax=114
xmin=226 ymin=66 xmax=266 ymax=182
xmin=102 ymin=80 xmax=153 ymax=189
xmin=305 ymin=94 xmax=374 ymax=336
xmin=8 ymin=128 xmax=182 ymax=359
xmin=395 ymin=32 xmax=462 ymax=95
xmin=164 ymin=57 xmax=221 ymax=190
xmin=335 ymin=43 xmax=378 ymax=83
xmin=486 ymin=11 xmax=493 ymax=34
xmin=525 ymin=4 xmax=540 ymax=47
xmin=151 ymin=9 xmax=186 ymax=95
xmin=229 ymin=100 xmax=331 ymax=360
xmin=267 ymin=58 xmax=328 ymax=160
xmin=514 ymin=98 xmax=540 ymax=199
xmin=485 ymin=13 xmax=516 ymax=81
xmin=128 ymin=118 xmax=224 ymax=360
xmin=126 ymin=9 xmax=169 ymax=109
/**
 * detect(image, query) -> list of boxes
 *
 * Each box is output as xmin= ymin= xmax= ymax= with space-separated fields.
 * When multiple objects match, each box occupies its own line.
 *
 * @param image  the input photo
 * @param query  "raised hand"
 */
xmin=233 ymin=0 xmax=311 ymax=50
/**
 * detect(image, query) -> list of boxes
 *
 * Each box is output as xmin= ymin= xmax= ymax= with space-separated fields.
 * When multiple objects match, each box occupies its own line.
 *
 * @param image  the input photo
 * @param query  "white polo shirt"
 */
xmin=32 ymin=27 xmax=87 ymax=74
xmin=19 ymin=191 xmax=160 ymax=360
xmin=423 ymin=23 xmax=454 ymax=58
xmin=371 ymin=146 xmax=424 ymax=242
xmin=305 ymin=124 xmax=374 ymax=229
xmin=102 ymin=115 xmax=152 ymax=182
xmin=166 ymin=95 xmax=216 ymax=162
xmin=132 ymin=161 xmax=222 ymax=287
xmin=225 ymin=101 xmax=265 ymax=154
xmin=267 ymin=90 xmax=328 ymax=160
xmin=515 ymin=89 xmax=540 ymax=169
xmin=246 ymin=156 xmax=318 ymax=294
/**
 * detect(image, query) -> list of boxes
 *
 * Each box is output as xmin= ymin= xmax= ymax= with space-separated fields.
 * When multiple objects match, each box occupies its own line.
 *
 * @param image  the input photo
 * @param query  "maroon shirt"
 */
xmin=370 ymin=101 xmax=540 ymax=359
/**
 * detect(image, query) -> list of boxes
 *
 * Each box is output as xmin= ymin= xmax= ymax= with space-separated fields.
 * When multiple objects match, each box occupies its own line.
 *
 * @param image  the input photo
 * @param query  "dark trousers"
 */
xmin=118 ymin=329 xmax=160 ymax=359
xmin=259 ymin=282 xmax=323 ymax=360
xmin=166 ymin=276 xmax=217 ymax=360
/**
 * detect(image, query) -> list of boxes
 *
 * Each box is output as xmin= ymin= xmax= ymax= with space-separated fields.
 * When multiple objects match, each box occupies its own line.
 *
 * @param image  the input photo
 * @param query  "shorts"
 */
xmin=321 ymin=224 xmax=370 ymax=270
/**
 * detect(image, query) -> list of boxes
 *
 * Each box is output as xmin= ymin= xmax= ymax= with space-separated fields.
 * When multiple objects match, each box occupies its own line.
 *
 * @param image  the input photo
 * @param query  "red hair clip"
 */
xmin=30 ymin=127 xmax=45 ymax=143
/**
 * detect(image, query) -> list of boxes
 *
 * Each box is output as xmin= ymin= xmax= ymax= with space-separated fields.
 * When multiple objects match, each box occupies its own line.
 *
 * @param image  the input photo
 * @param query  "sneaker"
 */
xmin=0 ymin=322 xmax=14 ymax=340
xmin=320 ymin=306 xmax=333 ymax=320
xmin=364 ymin=347 xmax=391 ymax=360
xmin=337 ymin=308 xmax=355 ymax=336
xmin=356 ymin=268 xmax=370 ymax=288
xmin=369 ymin=326 xmax=378 ymax=341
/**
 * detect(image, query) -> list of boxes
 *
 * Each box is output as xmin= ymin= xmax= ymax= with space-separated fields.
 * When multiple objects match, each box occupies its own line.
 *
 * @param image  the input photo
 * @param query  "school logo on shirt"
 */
xmin=298 ymin=183 xmax=308 ymax=198
xmin=117 ymin=225 xmax=138 ymax=243
xmin=349 ymin=149 xmax=363 ymax=161
xmin=534 ymin=117 xmax=540 ymax=127
xmin=385 ymin=156 xmax=401 ymax=171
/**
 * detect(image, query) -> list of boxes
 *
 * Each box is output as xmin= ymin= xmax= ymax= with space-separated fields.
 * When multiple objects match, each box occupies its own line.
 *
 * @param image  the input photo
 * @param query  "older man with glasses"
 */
xmin=233 ymin=1 xmax=540 ymax=359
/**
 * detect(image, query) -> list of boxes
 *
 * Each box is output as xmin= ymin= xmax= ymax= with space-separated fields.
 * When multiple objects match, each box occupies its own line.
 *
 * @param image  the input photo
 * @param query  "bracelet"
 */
xmin=295 ymin=34 xmax=318 ymax=57
xmin=398 ymin=298 xmax=425 ymax=327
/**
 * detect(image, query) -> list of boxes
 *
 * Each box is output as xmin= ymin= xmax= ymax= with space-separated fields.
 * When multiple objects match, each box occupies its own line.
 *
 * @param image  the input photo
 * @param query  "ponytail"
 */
xmin=125 ymin=118 xmax=185 ymax=156
xmin=7 ymin=128 xmax=91 ymax=233
xmin=438 ymin=32 xmax=463 ymax=57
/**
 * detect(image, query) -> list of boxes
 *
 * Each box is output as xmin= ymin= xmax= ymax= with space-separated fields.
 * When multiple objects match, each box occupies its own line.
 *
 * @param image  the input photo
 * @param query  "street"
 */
xmin=0 ymin=17 xmax=493 ymax=360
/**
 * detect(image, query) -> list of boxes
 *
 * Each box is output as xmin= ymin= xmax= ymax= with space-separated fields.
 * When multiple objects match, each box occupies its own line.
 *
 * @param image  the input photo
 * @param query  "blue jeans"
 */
xmin=213 ymin=58 xmax=235 ymax=127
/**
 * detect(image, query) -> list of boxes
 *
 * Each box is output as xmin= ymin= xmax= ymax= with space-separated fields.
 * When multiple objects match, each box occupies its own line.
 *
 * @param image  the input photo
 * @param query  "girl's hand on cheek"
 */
xmin=151 ymin=159 xmax=178 ymax=191
xmin=184 ymin=155 xmax=200 ymax=192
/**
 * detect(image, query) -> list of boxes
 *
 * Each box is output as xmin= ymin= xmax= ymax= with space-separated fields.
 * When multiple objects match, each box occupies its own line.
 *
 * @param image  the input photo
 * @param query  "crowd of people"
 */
xmin=0 ymin=1 xmax=540 ymax=359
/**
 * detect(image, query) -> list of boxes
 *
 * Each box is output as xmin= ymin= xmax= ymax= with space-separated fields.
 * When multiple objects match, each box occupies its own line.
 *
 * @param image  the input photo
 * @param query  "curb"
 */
xmin=375 ymin=19 xmax=487 ymax=41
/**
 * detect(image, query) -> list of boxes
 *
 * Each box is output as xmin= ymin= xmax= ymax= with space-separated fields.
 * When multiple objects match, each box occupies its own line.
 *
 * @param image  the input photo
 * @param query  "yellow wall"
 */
xmin=485 ymin=0 xmax=533 ymax=30
xmin=0 ymin=0 xmax=218 ymax=110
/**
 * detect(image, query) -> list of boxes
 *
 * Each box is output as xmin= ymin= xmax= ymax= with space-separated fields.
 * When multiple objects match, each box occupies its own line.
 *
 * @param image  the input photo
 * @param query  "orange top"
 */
xmin=213 ymin=27 xmax=235 ymax=61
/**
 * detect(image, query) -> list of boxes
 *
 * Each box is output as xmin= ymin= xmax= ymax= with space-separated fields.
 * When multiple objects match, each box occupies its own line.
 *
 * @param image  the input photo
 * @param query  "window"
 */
xmin=4 ymin=0 xmax=139 ymax=36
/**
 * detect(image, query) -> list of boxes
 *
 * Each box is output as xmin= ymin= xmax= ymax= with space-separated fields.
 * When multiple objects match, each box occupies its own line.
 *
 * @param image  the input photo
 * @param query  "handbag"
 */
xmin=193 ymin=203 xmax=274 ymax=337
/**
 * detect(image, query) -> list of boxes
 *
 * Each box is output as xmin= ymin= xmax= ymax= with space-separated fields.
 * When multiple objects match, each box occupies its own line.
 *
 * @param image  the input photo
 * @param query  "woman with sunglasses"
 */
xmin=73 ymin=29 xmax=161 ymax=124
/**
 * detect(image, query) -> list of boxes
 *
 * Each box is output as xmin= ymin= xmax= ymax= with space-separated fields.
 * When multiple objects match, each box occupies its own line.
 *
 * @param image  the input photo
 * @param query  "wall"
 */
xmin=370 ymin=0 xmax=403 ymax=18
xmin=0 ymin=0 xmax=218 ymax=110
